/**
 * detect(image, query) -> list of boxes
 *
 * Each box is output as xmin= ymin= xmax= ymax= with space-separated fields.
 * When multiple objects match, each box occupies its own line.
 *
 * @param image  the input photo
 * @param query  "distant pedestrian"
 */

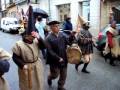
xmin=0 ymin=48 xmax=11 ymax=90
xmin=35 ymin=16 xmax=47 ymax=59
xmin=75 ymin=23 xmax=94 ymax=73
xmin=35 ymin=15 xmax=46 ymax=39
xmin=63 ymin=17 xmax=73 ymax=31
xmin=62 ymin=17 xmax=73 ymax=35
xmin=46 ymin=20 xmax=75 ymax=90
xmin=104 ymin=21 xmax=119 ymax=66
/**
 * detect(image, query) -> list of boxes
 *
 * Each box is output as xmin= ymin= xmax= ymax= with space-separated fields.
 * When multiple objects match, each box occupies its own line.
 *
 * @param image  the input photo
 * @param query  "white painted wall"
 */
xmin=37 ymin=0 xmax=49 ymax=14
xmin=1 ymin=0 xmax=6 ymax=11
xmin=70 ymin=1 xmax=80 ymax=30
xmin=90 ymin=0 xmax=100 ymax=36
xmin=16 ymin=0 xmax=101 ymax=36
xmin=17 ymin=0 xmax=49 ymax=16
xmin=49 ymin=0 xmax=88 ymax=29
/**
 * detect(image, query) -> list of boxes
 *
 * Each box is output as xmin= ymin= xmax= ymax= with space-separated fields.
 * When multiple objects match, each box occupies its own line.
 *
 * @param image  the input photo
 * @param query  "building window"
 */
xmin=79 ymin=1 xmax=90 ymax=21
xmin=64 ymin=14 xmax=67 ymax=20
xmin=3 ymin=20 xmax=5 ymax=24
xmin=31 ymin=0 xmax=38 ymax=4
xmin=57 ymin=4 xmax=70 ymax=22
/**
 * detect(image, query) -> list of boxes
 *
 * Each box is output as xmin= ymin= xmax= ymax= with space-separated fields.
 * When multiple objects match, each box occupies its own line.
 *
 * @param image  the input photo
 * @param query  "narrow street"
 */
xmin=0 ymin=31 xmax=120 ymax=90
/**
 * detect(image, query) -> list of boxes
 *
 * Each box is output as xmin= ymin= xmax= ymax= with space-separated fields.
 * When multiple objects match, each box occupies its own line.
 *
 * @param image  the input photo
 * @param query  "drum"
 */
xmin=66 ymin=44 xmax=82 ymax=64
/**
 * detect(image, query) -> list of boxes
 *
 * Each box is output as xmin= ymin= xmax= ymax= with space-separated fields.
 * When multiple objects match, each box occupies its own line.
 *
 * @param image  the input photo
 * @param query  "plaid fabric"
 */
xmin=77 ymin=29 xmax=93 ymax=55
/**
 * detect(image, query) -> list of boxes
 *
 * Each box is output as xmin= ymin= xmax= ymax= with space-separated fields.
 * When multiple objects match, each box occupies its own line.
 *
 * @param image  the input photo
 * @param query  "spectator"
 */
xmin=104 ymin=21 xmax=119 ymax=66
xmin=35 ymin=16 xmax=47 ymax=59
xmin=63 ymin=17 xmax=73 ymax=31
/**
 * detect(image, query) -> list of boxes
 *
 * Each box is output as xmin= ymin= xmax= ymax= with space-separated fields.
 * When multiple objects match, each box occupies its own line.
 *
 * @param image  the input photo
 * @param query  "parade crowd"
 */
xmin=0 ymin=5 xmax=120 ymax=90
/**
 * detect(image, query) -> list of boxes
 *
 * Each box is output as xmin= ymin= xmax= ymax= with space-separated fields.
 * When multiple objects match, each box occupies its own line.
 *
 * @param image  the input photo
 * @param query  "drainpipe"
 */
xmin=99 ymin=0 xmax=101 ymax=31
xmin=0 ymin=0 xmax=1 ymax=21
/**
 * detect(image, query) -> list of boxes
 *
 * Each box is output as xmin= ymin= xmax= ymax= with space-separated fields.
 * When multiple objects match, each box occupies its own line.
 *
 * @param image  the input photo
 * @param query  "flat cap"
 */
xmin=47 ymin=21 xmax=60 ymax=26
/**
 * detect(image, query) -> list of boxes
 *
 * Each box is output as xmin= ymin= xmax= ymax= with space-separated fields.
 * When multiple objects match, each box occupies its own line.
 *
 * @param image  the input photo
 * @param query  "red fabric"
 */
xmin=107 ymin=32 xmax=113 ymax=48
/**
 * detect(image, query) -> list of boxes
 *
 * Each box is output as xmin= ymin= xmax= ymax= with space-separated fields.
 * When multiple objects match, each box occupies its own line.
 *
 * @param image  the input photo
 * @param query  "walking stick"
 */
xmin=28 ymin=64 xmax=32 ymax=90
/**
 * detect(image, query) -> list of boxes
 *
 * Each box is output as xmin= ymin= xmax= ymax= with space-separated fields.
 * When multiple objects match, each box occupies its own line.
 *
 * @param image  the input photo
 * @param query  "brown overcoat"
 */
xmin=0 ymin=77 xmax=9 ymax=90
xmin=12 ymin=39 xmax=44 ymax=90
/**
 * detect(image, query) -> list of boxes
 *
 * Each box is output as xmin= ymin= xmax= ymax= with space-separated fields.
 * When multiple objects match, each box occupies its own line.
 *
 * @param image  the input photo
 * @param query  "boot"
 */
xmin=75 ymin=61 xmax=84 ymax=71
xmin=109 ymin=56 xmax=116 ymax=66
xmin=47 ymin=77 xmax=52 ymax=86
xmin=110 ymin=60 xmax=116 ymax=66
xmin=58 ymin=87 xmax=66 ymax=90
xmin=81 ymin=63 xmax=90 ymax=73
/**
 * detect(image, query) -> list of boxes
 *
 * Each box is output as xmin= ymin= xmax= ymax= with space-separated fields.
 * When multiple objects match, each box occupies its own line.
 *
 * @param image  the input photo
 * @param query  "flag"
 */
xmin=16 ymin=6 xmax=21 ymax=20
xmin=20 ymin=9 xmax=25 ymax=21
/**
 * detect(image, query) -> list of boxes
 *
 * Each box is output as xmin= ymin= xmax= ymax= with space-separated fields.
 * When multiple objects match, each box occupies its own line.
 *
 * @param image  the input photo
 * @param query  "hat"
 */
xmin=0 ymin=60 xmax=10 ymax=73
xmin=47 ymin=21 xmax=60 ymax=26
xmin=25 ymin=5 xmax=37 ymax=35
xmin=78 ymin=15 xmax=88 ymax=24
xmin=66 ymin=17 xmax=71 ymax=20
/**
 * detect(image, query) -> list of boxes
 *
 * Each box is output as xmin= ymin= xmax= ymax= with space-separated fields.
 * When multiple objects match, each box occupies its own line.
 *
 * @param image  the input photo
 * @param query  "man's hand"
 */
xmin=23 ymin=65 xmax=28 ymax=69
xmin=31 ymin=31 xmax=40 ymax=39
xmin=59 ymin=58 xmax=64 ymax=62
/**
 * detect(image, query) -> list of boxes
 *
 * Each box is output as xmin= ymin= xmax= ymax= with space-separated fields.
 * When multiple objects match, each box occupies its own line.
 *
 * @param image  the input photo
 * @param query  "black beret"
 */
xmin=47 ymin=21 xmax=60 ymax=26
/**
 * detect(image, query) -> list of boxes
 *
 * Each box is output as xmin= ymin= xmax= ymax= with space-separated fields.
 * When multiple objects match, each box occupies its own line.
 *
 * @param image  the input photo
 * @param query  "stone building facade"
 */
xmin=1 ymin=0 xmax=120 ymax=36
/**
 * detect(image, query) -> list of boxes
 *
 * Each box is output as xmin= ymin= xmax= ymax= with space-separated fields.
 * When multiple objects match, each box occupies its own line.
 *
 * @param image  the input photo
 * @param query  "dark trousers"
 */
xmin=109 ymin=48 xmax=115 ymax=64
xmin=41 ymin=49 xmax=46 ymax=59
xmin=109 ymin=53 xmax=115 ymax=64
xmin=48 ymin=65 xmax=67 ymax=88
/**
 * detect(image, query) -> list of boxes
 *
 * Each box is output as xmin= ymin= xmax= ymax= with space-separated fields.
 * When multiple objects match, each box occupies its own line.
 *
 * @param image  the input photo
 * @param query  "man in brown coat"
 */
xmin=12 ymin=5 xmax=46 ymax=90
xmin=12 ymin=31 xmax=45 ymax=90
